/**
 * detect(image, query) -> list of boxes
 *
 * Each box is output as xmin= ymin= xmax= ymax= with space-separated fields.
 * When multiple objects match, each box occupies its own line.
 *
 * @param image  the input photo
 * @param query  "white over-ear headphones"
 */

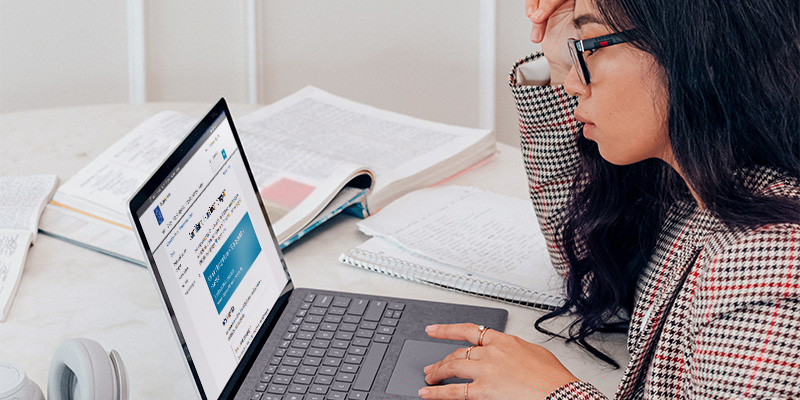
xmin=0 ymin=338 xmax=128 ymax=400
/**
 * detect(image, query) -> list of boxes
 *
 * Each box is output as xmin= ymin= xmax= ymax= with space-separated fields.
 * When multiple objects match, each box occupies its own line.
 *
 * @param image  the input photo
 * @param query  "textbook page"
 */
xmin=0 ymin=174 xmax=58 ymax=321
xmin=356 ymin=186 xmax=563 ymax=297
xmin=236 ymin=86 xmax=495 ymax=213
xmin=0 ymin=175 xmax=58 ymax=241
xmin=40 ymin=110 xmax=371 ymax=264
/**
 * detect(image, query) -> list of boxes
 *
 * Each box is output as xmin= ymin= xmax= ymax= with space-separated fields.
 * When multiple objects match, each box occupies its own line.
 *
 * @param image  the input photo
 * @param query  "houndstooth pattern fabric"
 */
xmin=510 ymin=53 xmax=800 ymax=399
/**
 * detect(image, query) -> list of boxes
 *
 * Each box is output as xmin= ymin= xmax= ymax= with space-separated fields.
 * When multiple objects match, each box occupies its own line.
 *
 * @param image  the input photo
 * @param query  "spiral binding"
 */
xmin=339 ymin=248 xmax=565 ymax=311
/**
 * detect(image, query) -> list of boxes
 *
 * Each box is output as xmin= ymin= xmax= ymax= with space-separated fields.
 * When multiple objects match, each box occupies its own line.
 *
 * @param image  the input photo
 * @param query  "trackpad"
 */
xmin=386 ymin=340 xmax=471 ymax=397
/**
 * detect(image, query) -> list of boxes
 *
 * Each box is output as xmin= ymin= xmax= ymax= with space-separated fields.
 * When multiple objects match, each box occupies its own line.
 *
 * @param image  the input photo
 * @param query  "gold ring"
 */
xmin=464 ymin=382 xmax=470 ymax=400
xmin=465 ymin=346 xmax=475 ymax=360
xmin=477 ymin=325 xmax=490 ymax=346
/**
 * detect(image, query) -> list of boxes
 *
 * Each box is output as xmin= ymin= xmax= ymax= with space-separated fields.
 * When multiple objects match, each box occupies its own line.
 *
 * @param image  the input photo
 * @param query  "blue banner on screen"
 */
xmin=203 ymin=212 xmax=262 ymax=313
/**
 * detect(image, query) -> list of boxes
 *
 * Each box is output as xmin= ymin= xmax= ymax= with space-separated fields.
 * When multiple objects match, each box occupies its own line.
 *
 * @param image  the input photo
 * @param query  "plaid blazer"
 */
xmin=510 ymin=53 xmax=800 ymax=399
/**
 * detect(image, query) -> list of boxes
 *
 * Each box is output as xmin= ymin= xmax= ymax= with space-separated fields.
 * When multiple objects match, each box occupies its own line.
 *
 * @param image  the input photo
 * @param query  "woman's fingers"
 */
xmin=425 ymin=323 xmax=501 ymax=346
xmin=528 ymin=0 xmax=571 ymax=43
xmin=425 ymin=359 xmax=480 ymax=385
xmin=419 ymin=382 xmax=476 ymax=400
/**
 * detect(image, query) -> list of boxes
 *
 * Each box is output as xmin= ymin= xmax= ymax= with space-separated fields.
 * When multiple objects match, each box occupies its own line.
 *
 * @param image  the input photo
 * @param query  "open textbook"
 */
xmin=0 ymin=175 xmax=58 ymax=321
xmin=339 ymin=186 xmax=565 ymax=311
xmin=39 ymin=87 xmax=495 ymax=266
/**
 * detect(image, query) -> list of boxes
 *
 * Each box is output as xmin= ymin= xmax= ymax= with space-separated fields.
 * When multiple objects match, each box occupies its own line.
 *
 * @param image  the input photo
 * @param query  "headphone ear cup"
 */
xmin=47 ymin=339 xmax=115 ymax=400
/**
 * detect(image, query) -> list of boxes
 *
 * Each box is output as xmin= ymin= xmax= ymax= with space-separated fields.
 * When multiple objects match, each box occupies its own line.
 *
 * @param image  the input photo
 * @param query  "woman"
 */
xmin=419 ymin=0 xmax=800 ymax=398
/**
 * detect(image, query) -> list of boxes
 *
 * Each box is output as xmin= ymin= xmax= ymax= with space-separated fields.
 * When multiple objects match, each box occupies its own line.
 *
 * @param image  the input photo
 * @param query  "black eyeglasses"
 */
xmin=567 ymin=32 xmax=631 ymax=85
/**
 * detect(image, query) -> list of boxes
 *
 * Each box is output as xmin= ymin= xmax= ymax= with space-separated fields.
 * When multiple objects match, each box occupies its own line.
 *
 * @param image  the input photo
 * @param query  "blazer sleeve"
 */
xmin=687 ymin=223 xmax=800 ymax=398
xmin=509 ymin=53 xmax=584 ymax=276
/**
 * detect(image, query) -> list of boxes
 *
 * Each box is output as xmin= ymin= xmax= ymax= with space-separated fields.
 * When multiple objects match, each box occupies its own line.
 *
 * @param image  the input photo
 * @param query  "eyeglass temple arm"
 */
xmin=579 ymin=33 xmax=628 ymax=52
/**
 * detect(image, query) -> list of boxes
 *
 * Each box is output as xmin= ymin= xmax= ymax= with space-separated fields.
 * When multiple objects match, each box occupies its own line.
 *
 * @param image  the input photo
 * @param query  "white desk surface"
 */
xmin=0 ymin=103 xmax=628 ymax=398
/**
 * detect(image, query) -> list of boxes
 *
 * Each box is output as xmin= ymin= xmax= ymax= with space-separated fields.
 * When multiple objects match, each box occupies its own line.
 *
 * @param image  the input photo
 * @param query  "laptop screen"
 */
xmin=131 ymin=104 xmax=290 ymax=399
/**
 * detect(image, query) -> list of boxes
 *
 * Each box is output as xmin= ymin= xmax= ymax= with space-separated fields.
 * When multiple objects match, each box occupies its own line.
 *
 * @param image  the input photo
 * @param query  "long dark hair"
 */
xmin=535 ymin=0 xmax=800 ymax=367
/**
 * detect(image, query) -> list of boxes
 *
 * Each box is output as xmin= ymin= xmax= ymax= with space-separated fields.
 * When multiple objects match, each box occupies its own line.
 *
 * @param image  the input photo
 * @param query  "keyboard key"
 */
xmin=297 ymin=332 xmax=315 ymax=340
xmin=332 ymin=382 xmax=351 ymax=392
xmin=316 ymin=331 xmax=335 ymax=340
xmin=347 ymin=299 xmax=368 ymax=316
xmin=288 ymin=324 xmax=300 ymax=333
xmin=340 ymin=323 xmax=357 ymax=332
xmin=341 ymin=364 xmax=359 ymax=373
xmin=314 ymin=375 xmax=333 ymax=385
xmin=288 ymin=349 xmax=306 ymax=358
xmin=343 ymin=315 xmax=360 ymax=324
xmin=284 ymin=357 xmax=302 ymax=367
xmin=301 ymin=323 xmax=319 ymax=332
xmin=334 ymin=332 xmax=354 ymax=341
xmin=352 ymin=343 xmax=387 ymax=391
xmin=309 ymin=384 xmax=329 ymax=394
xmin=359 ymin=321 xmax=378 ymax=330
xmin=275 ymin=348 xmax=287 ymax=357
xmin=289 ymin=385 xmax=308 ymax=394
xmin=324 ymin=315 xmax=343 ymax=324
xmin=308 ymin=395 xmax=325 ymax=400
xmin=327 ymin=349 xmax=345 ymax=358
xmin=311 ymin=340 xmax=330 ymax=349
xmin=296 ymin=309 xmax=308 ymax=318
xmin=391 ymin=310 xmax=402 ymax=319
xmin=348 ymin=391 xmax=369 ymax=400
xmin=309 ymin=307 xmax=327 ymax=316
xmin=319 ymin=366 xmax=337 ymax=375
xmin=284 ymin=333 xmax=296 ymax=341
xmin=250 ymin=393 xmax=262 ymax=400
xmin=300 ymin=301 xmax=312 ymax=310
xmin=286 ymin=395 xmax=304 ymax=400
xmin=381 ymin=319 xmax=398 ymax=327
xmin=305 ymin=315 xmax=324 ymax=324
xmin=292 ymin=340 xmax=311 ymax=349
xmin=255 ymin=382 xmax=268 ymax=392
xmin=348 ymin=347 xmax=366 ymax=355
xmin=274 ymin=376 xmax=292 ymax=385
xmin=261 ymin=373 xmax=273 ymax=383
xmin=266 ymin=365 xmax=278 ymax=374
xmin=331 ymin=340 xmax=349 ymax=349
xmin=304 ymin=293 xmax=316 ymax=302
xmin=344 ymin=355 xmax=363 ymax=364
xmin=320 ymin=323 xmax=337 ymax=332
xmin=268 ymin=384 xmax=288 ymax=394
xmin=313 ymin=295 xmax=333 ymax=308
xmin=299 ymin=366 xmax=317 ymax=375
xmin=355 ymin=330 xmax=374 ymax=338
xmin=264 ymin=396 xmax=283 ymax=400
xmin=308 ymin=348 xmax=326 ymax=357
xmin=377 ymin=327 xmax=395 ymax=335
xmin=328 ymin=307 xmax=346 ymax=316
xmin=303 ymin=357 xmax=322 ymax=366
xmin=271 ymin=357 xmax=283 ymax=365
xmin=374 ymin=334 xmax=391 ymax=343
xmin=292 ymin=317 xmax=304 ymax=325
xmin=387 ymin=302 xmax=405 ymax=311
xmin=294 ymin=375 xmax=313 ymax=385
xmin=326 ymin=392 xmax=347 ymax=400
xmin=335 ymin=372 xmax=356 ymax=383
xmin=332 ymin=297 xmax=351 ymax=308
xmin=278 ymin=366 xmax=297 ymax=375
xmin=352 ymin=338 xmax=370 ymax=347
xmin=323 ymin=357 xmax=342 ymax=367
xmin=363 ymin=301 xmax=386 ymax=322
xmin=280 ymin=341 xmax=292 ymax=349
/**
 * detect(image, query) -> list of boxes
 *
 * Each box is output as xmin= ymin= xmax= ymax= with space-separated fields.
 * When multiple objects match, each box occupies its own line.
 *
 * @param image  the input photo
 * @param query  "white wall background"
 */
xmin=0 ymin=0 xmax=540 ymax=145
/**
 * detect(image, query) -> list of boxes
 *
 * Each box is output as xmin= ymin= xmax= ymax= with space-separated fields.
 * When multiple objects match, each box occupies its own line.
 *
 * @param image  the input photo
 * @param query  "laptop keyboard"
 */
xmin=250 ymin=293 xmax=406 ymax=400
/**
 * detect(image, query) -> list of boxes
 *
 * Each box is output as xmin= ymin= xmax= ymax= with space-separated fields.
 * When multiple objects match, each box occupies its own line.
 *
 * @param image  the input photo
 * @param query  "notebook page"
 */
xmin=356 ymin=186 xmax=563 ymax=297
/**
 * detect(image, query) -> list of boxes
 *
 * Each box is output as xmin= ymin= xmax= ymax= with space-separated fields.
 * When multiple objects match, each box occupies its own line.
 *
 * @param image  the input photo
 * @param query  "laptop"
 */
xmin=127 ymin=98 xmax=508 ymax=400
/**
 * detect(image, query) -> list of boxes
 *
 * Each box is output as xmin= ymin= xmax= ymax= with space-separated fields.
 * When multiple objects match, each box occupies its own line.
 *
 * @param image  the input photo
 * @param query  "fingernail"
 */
xmin=419 ymin=388 xmax=429 ymax=397
xmin=532 ymin=9 xmax=545 ymax=22
xmin=426 ymin=325 xmax=438 ymax=333
xmin=526 ymin=7 xmax=534 ymax=17
xmin=531 ymin=28 xmax=542 ymax=43
xmin=424 ymin=364 xmax=433 ymax=373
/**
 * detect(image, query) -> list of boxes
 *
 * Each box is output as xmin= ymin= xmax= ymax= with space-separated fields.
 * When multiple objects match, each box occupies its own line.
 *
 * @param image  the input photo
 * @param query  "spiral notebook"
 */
xmin=338 ymin=186 xmax=566 ymax=311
